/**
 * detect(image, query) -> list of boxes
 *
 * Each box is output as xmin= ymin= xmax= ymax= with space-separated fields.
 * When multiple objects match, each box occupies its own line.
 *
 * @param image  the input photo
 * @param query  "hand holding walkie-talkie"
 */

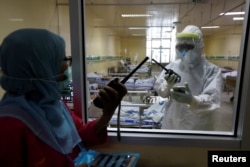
xmin=93 ymin=57 xmax=149 ymax=108
xmin=152 ymin=59 xmax=181 ymax=83
xmin=92 ymin=57 xmax=149 ymax=141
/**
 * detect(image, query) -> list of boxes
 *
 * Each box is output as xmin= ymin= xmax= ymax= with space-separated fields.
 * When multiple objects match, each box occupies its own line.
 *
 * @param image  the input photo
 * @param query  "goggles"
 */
xmin=64 ymin=56 xmax=72 ymax=61
xmin=64 ymin=56 xmax=72 ymax=65
xmin=176 ymin=43 xmax=195 ymax=52
xmin=175 ymin=32 xmax=200 ymax=52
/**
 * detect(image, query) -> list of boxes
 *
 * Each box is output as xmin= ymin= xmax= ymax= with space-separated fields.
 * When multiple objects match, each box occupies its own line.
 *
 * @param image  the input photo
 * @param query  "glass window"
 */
xmin=78 ymin=0 xmax=248 ymax=143
xmin=2 ymin=0 xmax=248 ymax=147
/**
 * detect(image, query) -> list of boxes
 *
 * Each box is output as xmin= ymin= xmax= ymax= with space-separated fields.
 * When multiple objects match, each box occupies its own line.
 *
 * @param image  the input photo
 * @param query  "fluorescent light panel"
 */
xmin=121 ymin=14 xmax=153 ymax=17
xmin=233 ymin=17 xmax=244 ymax=21
xmin=220 ymin=11 xmax=245 ymax=16
xmin=201 ymin=26 xmax=220 ymax=29
xmin=128 ymin=27 xmax=148 ymax=30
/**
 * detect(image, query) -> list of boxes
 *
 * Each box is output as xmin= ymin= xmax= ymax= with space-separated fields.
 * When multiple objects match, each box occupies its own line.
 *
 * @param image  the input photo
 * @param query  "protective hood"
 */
xmin=175 ymin=25 xmax=204 ymax=69
xmin=0 ymin=29 xmax=81 ymax=154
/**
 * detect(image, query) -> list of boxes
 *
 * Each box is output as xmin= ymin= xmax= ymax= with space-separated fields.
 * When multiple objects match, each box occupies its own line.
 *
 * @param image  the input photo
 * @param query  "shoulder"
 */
xmin=0 ymin=117 xmax=32 ymax=137
xmin=168 ymin=59 xmax=181 ymax=67
xmin=0 ymin=117 xmax=32 ymax=159
xmin=207 ymin=61 xmax=221 ymax=73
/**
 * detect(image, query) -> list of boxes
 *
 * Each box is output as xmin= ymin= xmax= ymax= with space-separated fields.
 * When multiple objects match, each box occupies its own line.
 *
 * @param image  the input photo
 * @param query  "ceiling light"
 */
xmin=121 ymin=14 xmax=153 ymax=17
xmin=201 ymin=26 xmax=220 ymax=29
xmin=128 ymin=27 xmax=149 ymax=30
xmin=233 ymin=17 xmax=244 ymax=21
xmin=220 ymin=11 xmax=245 ymax=16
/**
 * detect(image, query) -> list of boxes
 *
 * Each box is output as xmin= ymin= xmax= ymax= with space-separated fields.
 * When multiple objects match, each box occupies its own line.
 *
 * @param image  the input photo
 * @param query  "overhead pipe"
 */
xmin=85 ymin=0 xmax=203 ymax=6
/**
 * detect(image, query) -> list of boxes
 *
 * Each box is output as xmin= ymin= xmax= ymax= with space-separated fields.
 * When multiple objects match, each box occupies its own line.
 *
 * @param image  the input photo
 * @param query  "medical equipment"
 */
xmin=172 ymin=86 xmax=186 ymax=93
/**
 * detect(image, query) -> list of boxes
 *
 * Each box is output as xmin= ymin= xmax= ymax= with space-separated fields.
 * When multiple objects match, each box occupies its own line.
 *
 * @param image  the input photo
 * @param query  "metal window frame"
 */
xmin=69 ymin=0 xmax=250 ymax=149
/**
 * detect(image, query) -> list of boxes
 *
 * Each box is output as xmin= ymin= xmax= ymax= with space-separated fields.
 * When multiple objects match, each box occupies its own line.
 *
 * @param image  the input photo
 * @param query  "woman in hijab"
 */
xmin=0 ymin=28 xmax=127 ymax=167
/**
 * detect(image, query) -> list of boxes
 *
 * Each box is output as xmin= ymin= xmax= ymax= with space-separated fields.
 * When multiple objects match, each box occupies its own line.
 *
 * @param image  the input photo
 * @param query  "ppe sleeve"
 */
xmin=154 ymin=65 xmax=171 ymax=98
xmin=188 ymin=66 xmax=223 ymax=114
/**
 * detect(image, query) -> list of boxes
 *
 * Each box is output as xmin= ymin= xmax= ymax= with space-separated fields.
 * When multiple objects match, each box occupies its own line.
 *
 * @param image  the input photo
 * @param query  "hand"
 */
xmin=94 ymin=80 xmax=127 ymax=134
xmin=164 ymin=73 xmax=179 ymax=87
xmin=99 ymin=82 xmax=127 ymax=117
xmin=170 ymin=82 xmax=193 ymax=104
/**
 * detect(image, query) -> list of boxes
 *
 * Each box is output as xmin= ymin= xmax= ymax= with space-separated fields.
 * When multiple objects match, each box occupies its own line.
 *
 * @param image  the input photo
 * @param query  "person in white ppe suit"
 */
xmin=154 ymin=25 xmax=222 ymax=130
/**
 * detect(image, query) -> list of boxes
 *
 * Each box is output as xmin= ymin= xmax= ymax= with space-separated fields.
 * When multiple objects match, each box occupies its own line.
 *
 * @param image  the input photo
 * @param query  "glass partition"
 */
xmin=1 ymin=0 xmax=248 ymax=146
xmin=83 ymin=0 xmax=246 ymax=137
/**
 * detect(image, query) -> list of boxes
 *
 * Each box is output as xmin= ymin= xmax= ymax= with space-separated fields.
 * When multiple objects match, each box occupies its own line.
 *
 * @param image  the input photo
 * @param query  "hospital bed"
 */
xmin=222 ymin=68 xmax=237 ymax=101
xmin=88 ymin=98 xmax=167 ymax=129
xmin=87 ymin=72 xmax=156 ymax=91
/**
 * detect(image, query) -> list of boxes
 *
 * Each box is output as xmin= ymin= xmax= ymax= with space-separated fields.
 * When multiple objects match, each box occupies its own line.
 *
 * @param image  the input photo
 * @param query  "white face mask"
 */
xmin=57 ymin=66 xmax=72 ymax=91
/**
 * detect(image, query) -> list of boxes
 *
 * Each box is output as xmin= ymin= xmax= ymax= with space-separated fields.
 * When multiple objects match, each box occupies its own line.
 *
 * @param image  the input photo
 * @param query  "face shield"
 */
xmin=175 ymin=32 xmax=203 ymax=68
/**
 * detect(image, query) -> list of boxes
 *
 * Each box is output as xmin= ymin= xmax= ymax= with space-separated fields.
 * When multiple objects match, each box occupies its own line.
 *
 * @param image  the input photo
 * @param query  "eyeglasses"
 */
xmin=64 ymin=57 xmax=72 ymax=61
xmin=64 ymin=57 xmax=72 ymax=66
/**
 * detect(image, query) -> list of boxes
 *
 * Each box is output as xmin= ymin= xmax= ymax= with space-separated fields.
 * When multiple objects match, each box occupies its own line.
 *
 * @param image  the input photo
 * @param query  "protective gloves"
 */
xmin=170 ymin=82 xmax=194 ymax=104
xmin=163 ymin=73 xmax=181 ymax=98
xmin=164 ymin=73 xmax=180 ymax=87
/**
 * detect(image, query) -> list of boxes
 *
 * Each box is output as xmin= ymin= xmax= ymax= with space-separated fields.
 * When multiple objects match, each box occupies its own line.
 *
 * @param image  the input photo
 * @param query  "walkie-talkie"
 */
xmin=152 ymin=59 xmax=181 ymax=82
xmin=93 ymin=57 xmax=149 ymax=108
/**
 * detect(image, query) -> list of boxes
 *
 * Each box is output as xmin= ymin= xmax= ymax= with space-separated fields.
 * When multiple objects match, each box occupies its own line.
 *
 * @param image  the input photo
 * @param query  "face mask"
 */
xmin=58 ymin=66 xmax=72 ymax=91
xmin=177 ymin=48 xmax=202 ymax=70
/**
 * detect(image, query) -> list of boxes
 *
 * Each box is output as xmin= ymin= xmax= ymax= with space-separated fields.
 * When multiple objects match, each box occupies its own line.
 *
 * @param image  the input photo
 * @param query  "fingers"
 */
xmin=97 ymin=81 xmax=127 ymax=107
xmin=170 ymin=88 xmax=183 ymax=96
xmin=170 ymin=86 xmax=193 ymax=104
xmin=98 ymin=87 xmax=119 ymax=105
xmin=165 ymin=74 xmax=179 ymax=84
xmin=115 ymin=82 xmax=127 ymax=97
xmin=164 ymin=74 xmax=170 ymax=82
xmin=170 ymin=88 xmax=185 ymax=102
xmin=184 ymin=82 xmax=191 ymax=93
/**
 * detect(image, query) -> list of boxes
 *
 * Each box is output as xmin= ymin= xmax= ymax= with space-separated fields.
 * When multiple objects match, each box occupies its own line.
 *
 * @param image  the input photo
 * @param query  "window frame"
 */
xmin=69 ymin=0 xmax=250 ymax=149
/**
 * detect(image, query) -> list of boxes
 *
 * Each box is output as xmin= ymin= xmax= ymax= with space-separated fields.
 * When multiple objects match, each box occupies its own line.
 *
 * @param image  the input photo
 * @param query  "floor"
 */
xmin=215 ymin=91 xmax=234 ymax=131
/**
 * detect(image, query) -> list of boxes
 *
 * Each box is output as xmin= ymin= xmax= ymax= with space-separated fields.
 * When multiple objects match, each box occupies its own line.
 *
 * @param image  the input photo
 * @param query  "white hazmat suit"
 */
xmin=154 ymin=25 xmax=223 ymax=130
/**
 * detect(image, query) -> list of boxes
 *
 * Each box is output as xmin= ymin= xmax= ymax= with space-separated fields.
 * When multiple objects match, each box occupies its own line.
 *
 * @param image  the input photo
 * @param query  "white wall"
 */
xmin=204 ymin=26 xmax=242 ymax=69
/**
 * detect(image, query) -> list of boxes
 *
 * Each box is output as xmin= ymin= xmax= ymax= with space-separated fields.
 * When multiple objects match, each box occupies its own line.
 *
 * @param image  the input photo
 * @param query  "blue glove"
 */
xmin=170 ymin=82 xmax=193 ymax=104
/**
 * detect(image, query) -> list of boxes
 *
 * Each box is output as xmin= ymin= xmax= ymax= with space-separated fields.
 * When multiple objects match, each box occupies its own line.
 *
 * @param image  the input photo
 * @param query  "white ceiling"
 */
xmin=85 ymin=0 xmax=246 ymax=37
xmin=0 ymin=0 xmax=246 ymax=40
